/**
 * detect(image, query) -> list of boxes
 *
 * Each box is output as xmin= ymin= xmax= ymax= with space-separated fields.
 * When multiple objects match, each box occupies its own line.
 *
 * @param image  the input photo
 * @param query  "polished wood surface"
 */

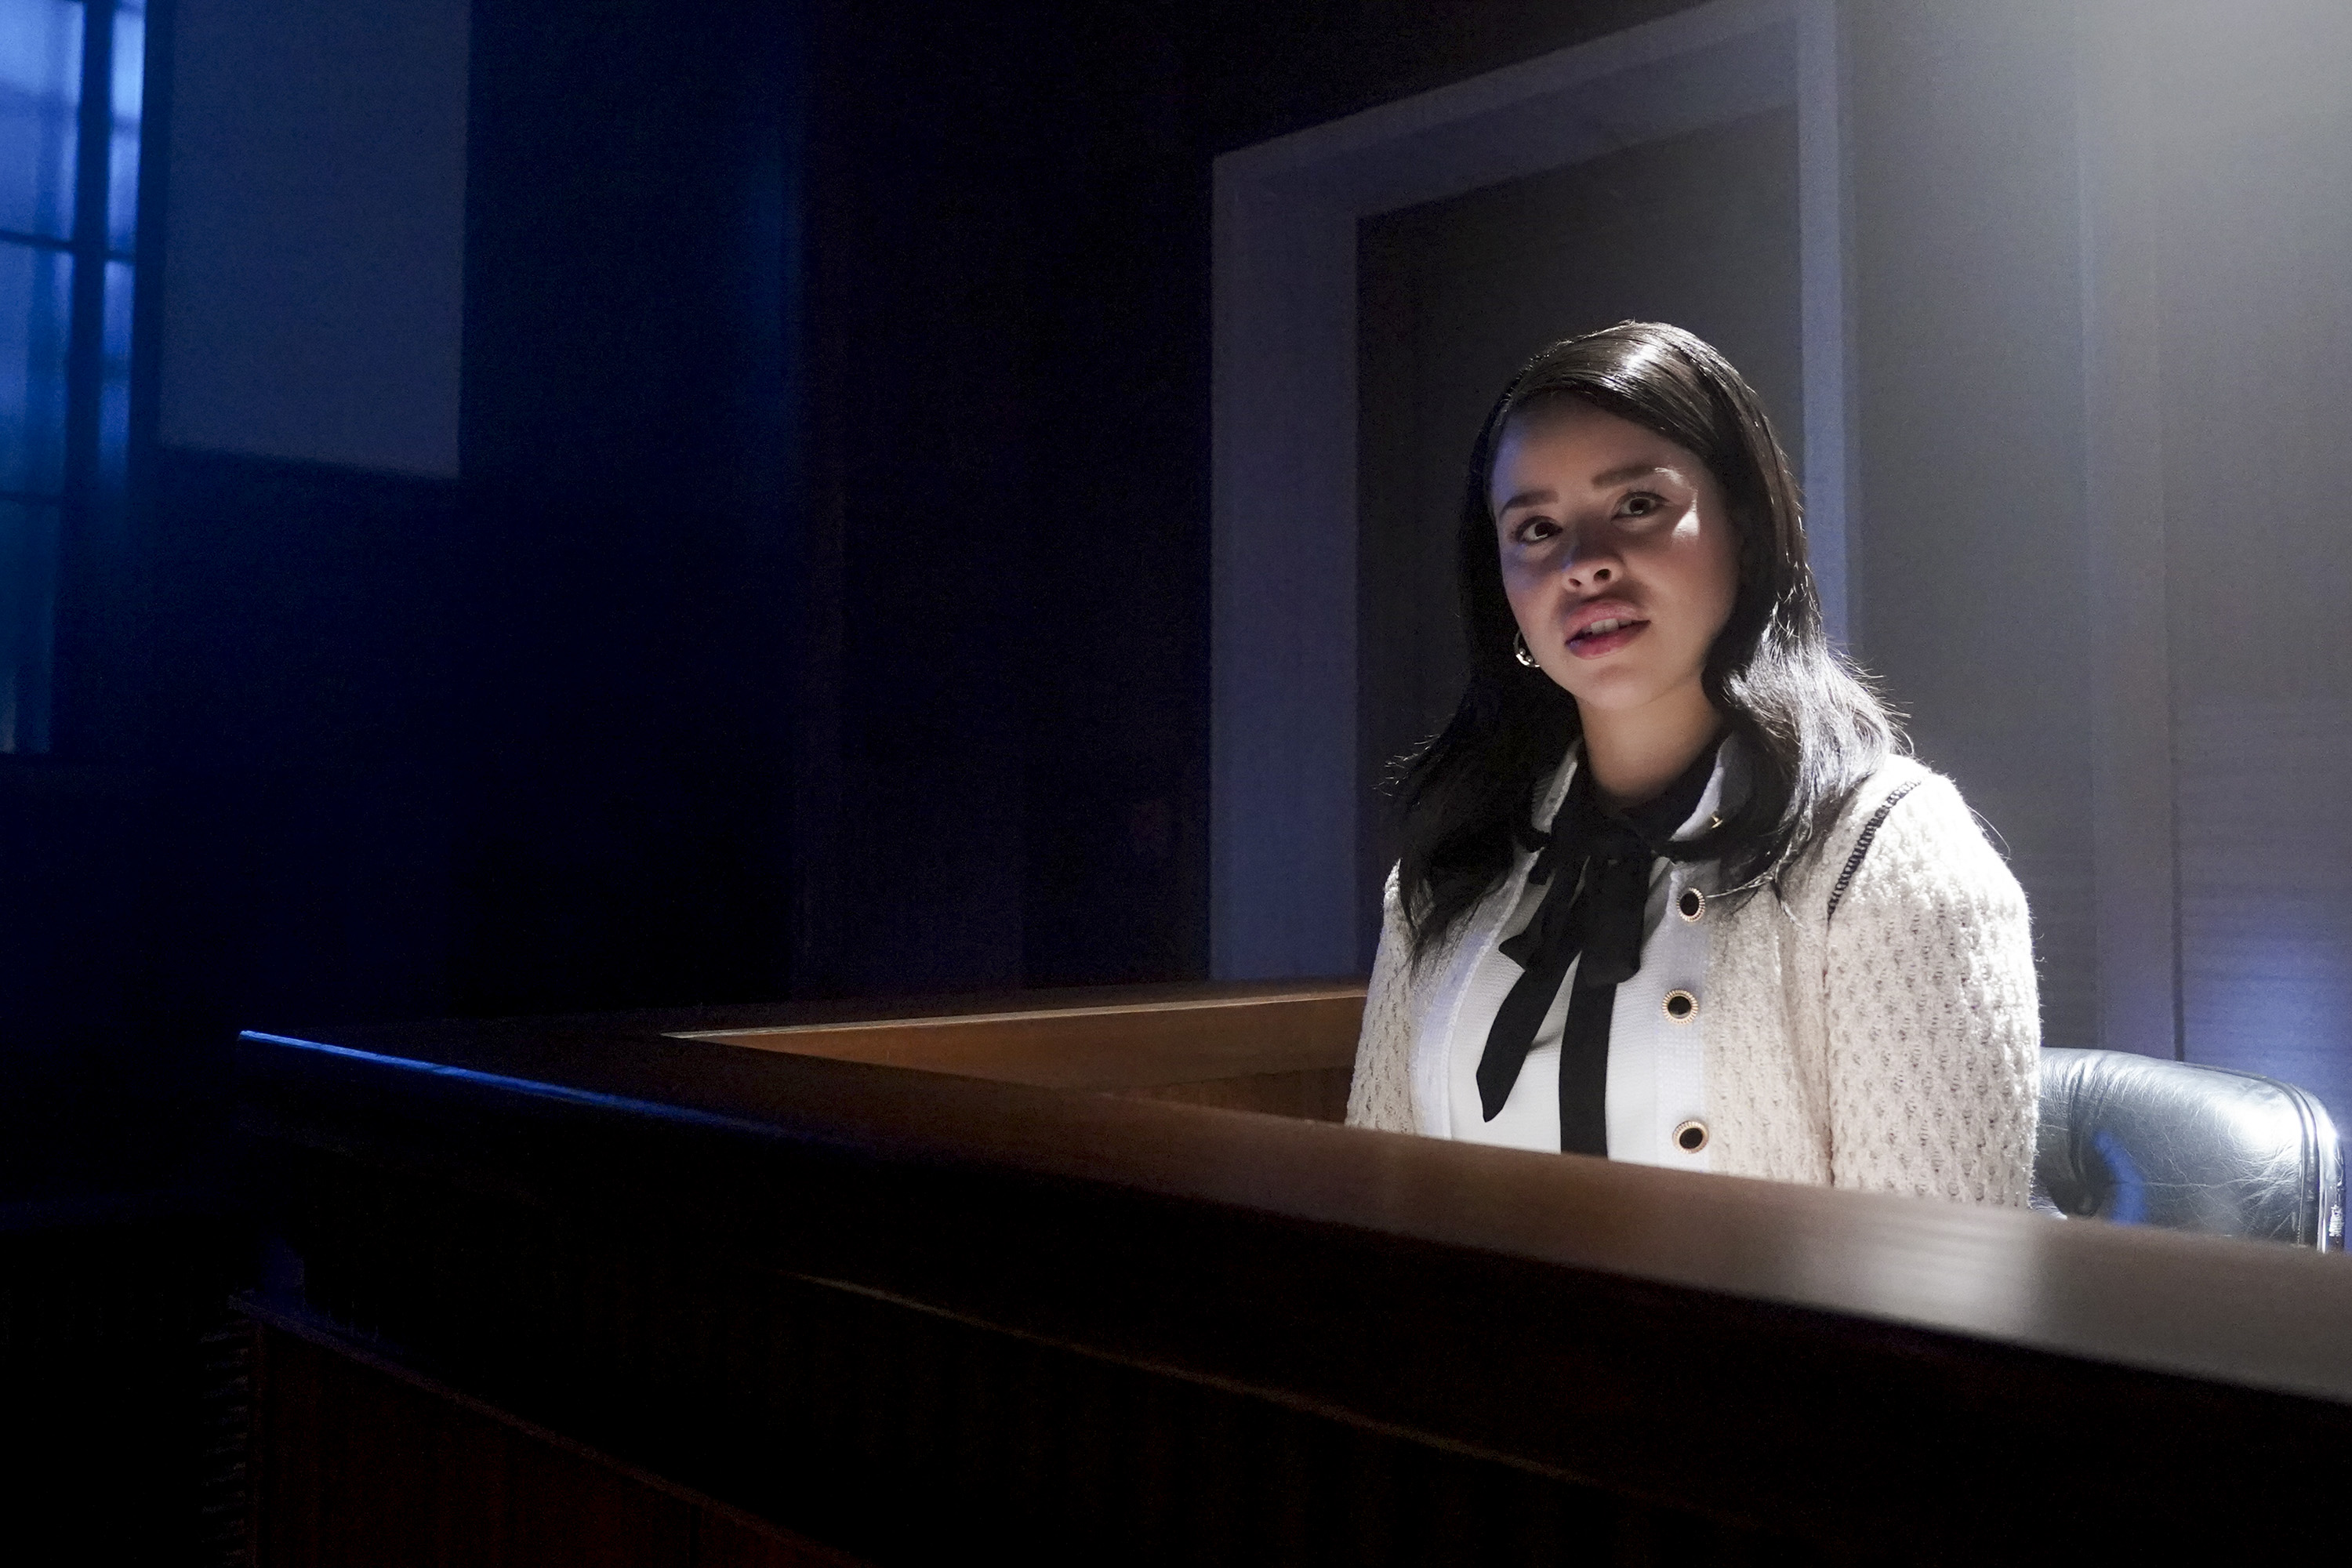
xmin=676 ymin=981 xmax=1361 ymax=1117
xmin=238 ymin=984 xmax=2352 ymax=1560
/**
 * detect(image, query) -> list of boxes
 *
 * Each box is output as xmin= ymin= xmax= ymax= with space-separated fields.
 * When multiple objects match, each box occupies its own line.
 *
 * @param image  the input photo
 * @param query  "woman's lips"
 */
xmin=1566 ymin=618 xmax=1649 ymax=659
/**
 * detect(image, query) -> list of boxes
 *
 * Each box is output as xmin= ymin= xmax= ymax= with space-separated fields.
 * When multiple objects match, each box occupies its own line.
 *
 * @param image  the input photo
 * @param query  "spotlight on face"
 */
xmin=1487 ymin=398 xmax=1740 ymax=724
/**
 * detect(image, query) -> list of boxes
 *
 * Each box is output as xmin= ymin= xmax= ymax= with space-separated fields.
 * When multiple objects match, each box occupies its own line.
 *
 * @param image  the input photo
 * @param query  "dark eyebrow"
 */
xmin=1494 ymin=465 xmax=1673 ymax=514
xmin=1592 ymin=463 xmax=1671 ymax=488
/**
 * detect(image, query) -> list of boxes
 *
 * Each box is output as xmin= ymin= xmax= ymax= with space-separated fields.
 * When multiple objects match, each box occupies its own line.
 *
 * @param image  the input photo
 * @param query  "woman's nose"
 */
xmin=1562 ymin=538 xmax=1617 ymax=589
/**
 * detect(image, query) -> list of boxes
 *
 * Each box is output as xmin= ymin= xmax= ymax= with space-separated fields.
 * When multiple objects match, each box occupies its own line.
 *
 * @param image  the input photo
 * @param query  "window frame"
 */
xmin=2 ymin=0 xmax=147 ymax=754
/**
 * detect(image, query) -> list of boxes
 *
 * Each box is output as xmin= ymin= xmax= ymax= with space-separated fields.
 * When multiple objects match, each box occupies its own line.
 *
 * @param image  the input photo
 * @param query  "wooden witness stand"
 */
xmin=238 ymin=982 xmax=2352 ymax=1565
xmin=680 ymin=982 xmax=1365 ymax=1120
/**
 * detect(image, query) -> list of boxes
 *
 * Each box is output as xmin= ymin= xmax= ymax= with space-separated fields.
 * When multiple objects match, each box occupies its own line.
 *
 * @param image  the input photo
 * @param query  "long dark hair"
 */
xmin=1393 ymin=321 xmax=1899 ymax=960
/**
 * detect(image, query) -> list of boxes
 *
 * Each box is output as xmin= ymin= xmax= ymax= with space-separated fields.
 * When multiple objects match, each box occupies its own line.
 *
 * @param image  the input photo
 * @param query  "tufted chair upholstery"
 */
xmin=2034 ymin=1048 xmax=2345 ymax=1250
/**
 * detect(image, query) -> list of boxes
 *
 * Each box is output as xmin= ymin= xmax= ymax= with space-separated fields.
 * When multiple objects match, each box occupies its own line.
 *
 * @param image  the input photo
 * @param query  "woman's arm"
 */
xmin=1821 ymin=777 xmax=2040 ymax=1203
xmin=1345 ymin=868 xmax=1421 ymax=1133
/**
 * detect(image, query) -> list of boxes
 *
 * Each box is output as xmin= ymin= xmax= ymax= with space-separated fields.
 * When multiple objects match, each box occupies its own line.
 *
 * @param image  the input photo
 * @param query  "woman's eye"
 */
xmin=1515 ymin=517 xmax=1559 ymax=543
xmin=1619 ymin=492 xmax=1663 ymax=519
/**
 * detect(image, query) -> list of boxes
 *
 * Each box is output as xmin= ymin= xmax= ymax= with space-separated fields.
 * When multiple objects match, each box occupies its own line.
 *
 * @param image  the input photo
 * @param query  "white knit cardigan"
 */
xmin=1345 ymin=754 xmax=2041 ymax=1205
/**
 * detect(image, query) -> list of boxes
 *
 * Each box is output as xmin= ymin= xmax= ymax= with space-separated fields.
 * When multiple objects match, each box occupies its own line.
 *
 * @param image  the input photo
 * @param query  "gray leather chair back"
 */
xmin=2035 ymin=1047 xmax=2344 ymax=1250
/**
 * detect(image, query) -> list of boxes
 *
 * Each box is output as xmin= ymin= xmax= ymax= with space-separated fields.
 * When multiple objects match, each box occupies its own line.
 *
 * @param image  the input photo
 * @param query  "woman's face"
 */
xmin=1489 ymin=400 xmax=1740 ymax=719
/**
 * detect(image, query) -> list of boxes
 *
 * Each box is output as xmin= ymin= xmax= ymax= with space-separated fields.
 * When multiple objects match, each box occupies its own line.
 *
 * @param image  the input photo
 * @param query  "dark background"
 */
xmin=10 ymin=4 xmax=2352 ymax=1557
xmin=0 ymin=0 xmax=1703 ymax=1200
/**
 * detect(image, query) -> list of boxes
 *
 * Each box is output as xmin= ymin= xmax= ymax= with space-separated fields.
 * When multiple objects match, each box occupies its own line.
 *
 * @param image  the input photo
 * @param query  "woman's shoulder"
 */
xmin=1809 ymin=755 xmax=2023 ymax=922
xmin=1820 ymin=753 xmax=1934 ymax=854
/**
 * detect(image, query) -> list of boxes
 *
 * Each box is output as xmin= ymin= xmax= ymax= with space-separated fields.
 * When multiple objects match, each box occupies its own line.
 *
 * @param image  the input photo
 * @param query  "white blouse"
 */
xmin=1443 ymin=747 xmax=1726 ymax=1168
xmin=1354 ymin=753 xmax=2040 ymax=1204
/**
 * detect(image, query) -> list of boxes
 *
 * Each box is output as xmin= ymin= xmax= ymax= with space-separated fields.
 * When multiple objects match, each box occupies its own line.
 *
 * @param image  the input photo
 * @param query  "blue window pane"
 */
xmin=100 ymin=257 xmax=131 ymax=495
xmin=0 ymin=241 xmax=71 ymax=494
xmin=109 ymin=5 xmax=142 ymax=252
xmin=0 ymin=499 xmax=59 ymax=754
xmin=0 ymin=0 xmax=82 ymax=241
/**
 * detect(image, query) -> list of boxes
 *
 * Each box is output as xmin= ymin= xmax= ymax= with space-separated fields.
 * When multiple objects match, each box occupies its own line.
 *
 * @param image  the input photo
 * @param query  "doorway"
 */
xmin=1355 ymin=109 xmax=1802 ymax=956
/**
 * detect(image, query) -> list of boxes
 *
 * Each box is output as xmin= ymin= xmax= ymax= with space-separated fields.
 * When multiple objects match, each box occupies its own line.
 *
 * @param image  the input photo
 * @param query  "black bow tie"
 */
xmin=1475 ymin=742 xmax=1720 ymax=1150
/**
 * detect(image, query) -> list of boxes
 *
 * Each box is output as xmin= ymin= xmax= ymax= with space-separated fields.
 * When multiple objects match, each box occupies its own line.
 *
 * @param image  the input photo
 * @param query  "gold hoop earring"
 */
xmin=1513 ymin=632 xmax=1539 ymax=669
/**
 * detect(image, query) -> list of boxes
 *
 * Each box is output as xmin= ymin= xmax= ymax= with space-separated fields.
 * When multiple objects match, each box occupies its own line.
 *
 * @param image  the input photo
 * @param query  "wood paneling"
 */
xmin=0 ymin=1210 xmax=242 ymax=1563
xmin=1127 ymin=1064 xmax=1354 ymax=1120
xmin=244 ymin=1205 xmax=1792 ymax=1567
xmin=237 ymin=989 xmax=2352 ymax=1559
xmin=681 ymin=982 xmax=1363 ymax=1093
xmin=254 ymin=1325 xmax=856 ymax=1568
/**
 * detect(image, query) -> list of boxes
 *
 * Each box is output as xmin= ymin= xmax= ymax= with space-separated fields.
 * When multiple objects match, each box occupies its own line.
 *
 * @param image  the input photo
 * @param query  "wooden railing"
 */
xmin=237 ymin=983 xmax=2352 ymax=1565
xmin=674 ymin=979 xmax=1363 ymax=1118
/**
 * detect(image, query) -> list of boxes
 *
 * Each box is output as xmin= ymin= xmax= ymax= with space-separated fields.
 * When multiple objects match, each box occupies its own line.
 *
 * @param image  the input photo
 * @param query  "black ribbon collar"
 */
xmin=1475 ymin=739 xmax=1722 ymax=1144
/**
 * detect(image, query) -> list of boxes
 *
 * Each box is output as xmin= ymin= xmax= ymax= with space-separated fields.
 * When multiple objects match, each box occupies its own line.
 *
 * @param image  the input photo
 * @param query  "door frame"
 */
xmin=1210 ymin=0 xmax=1849 ymax=978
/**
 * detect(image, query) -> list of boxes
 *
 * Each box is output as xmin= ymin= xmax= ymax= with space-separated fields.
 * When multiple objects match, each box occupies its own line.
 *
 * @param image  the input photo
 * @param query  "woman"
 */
xmin=1345 ymin=322 xmax=2038 ymax=1204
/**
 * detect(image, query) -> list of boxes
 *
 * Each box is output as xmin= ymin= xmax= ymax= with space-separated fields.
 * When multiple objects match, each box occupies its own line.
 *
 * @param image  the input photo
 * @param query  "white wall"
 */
xmin=2143 ymin=2 xmax=2352 ymax=1121
xmin=159 ymin=0 xmax=469 ymax=476
xmin=1846 ymin=0 xmax=2352 ymax=1133
xmin=1844 ymin=0 xmax=2098 ymax=1052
